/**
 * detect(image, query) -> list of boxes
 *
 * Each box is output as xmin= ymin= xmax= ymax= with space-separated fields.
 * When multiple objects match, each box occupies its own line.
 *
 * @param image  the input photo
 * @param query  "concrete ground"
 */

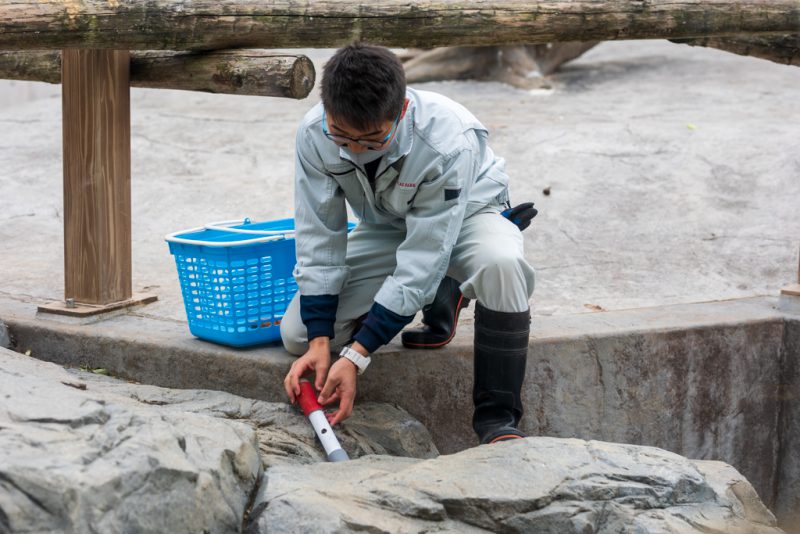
xmin=1 ymin=40 xmax=798 ymax=323
xmin=2 ymin=40 xmax=800 ymax=528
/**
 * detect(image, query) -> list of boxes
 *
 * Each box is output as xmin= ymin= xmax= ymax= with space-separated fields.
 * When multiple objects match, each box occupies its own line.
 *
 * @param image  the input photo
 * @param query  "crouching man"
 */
xmin=282 ymin=43 xmax=535 ymax=444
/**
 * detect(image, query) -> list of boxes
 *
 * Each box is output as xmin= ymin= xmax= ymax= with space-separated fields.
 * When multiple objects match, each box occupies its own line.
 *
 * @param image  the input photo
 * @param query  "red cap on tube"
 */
xmin=298 ymin=379 xmax=323 ymax=417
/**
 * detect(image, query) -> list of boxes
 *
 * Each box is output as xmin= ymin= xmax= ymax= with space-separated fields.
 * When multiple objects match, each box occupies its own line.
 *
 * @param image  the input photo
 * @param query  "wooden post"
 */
xmin=38 ymin=49 xmax=155 ymax=316
xmin=63 ymin=48 xmax=131 ymax=305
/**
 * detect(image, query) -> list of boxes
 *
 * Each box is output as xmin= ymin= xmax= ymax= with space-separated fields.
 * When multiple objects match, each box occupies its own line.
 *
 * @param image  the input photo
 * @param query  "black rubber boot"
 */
xmin=473 ymin=302 xmax=530 ymax=444
xmin=401 ymin=276 xmax=470 ymax=349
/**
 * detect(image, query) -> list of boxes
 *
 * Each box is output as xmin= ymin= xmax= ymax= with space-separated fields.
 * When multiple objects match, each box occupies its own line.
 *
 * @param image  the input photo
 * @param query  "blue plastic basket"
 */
xmin=166 ymin=218 xmax=299 ymax=347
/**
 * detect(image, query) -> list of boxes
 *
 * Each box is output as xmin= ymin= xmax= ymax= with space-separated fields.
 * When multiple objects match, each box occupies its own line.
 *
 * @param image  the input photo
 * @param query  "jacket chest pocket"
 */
xmin=377 ymin=185 xmax=417 ymax=217
xmin=374 ymin=162 xmax=418 ymax=218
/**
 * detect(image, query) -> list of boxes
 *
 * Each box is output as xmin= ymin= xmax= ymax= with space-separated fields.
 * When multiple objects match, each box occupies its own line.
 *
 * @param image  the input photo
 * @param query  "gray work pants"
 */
xmin=280 ymin=207 xmax=535 ymax=355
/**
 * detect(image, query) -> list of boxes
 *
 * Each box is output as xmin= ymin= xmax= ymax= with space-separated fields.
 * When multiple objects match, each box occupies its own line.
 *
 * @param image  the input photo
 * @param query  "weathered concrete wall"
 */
xmin=361 ymin=319 xmax=785 ymax=512
xmin=540 ymin=323 xmax=783 ymax=503
xmin=2 ymin=297 xmax=796 ymax=530
xmin=776 ymin=318 xmax=800 ymax=533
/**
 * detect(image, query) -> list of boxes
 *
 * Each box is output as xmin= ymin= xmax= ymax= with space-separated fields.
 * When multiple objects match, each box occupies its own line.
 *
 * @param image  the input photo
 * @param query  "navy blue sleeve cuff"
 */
xmin=353 ymin=302 xmax=415 ymax=353
xmin=300 ymin=294 xmax=339 ymax=340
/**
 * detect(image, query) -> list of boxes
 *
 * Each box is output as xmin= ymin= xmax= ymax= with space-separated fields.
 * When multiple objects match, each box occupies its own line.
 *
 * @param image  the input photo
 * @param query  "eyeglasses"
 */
xmin=322 ymin=110 xmax=402 ymax=150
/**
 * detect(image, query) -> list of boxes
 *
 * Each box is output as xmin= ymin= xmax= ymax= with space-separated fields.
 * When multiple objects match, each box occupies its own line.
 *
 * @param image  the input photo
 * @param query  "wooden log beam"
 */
xmin=0 ymin=50 xmax=315 ymax=98
xmin=1 ymin=1 xmax=799 ymax=51
xmin=671 ymin=34 xmax=800 ymax=67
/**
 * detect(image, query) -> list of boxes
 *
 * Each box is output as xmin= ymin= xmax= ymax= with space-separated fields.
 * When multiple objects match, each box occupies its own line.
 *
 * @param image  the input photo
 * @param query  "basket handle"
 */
xmin=204 ymin=218 xmax=295 ymax=237
xmin=165 ymin=218 xmax=294 ymax=247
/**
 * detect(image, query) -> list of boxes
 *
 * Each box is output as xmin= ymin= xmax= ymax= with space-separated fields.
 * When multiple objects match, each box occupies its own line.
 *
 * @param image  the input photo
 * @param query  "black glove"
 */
xmin=502 ymin=202 xmax=538 ymax=231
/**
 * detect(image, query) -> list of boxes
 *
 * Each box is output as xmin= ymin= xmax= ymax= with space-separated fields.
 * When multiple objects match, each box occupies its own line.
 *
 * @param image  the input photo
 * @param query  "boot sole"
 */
xmin=488 ymin=433 xmax=525 ymax=444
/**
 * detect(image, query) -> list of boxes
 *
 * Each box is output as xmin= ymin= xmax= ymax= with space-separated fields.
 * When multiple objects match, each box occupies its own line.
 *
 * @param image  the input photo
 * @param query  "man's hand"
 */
xmin=318 ymin=356 xmax=358 ymax=426
xmin=317 ymin=341 xmax=368 ymax=425
xmin=284 ymin=337 xmax=331 ymax=404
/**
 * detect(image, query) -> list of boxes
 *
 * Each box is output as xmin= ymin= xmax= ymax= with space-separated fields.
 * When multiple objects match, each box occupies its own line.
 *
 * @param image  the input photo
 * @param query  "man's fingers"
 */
xmin=339 ymin=389 xmax=355 ymax=419
xmin=318 ymin=376 xmax=339 ymax=404
xmin=327 ymin=410 xmax=341 ymax=426
xmin=328 ymin=389 xmax=354 ymax=426
xmin=284 ymin=360 xmax=309 ymax=403
xmin=328 ymin=404 xmax=352 ymax=426
xmin=283 ymin=367 xmax=298 ymax=403
xmin=283 ymin=376 xmax=295 ymax=403
xmin=289 ymin=365 xmax=303 ymax=397
xmin=322 ymin=385 xmax=353 ymax=425
xmin=314 ymin=361 xmax=330 ymax=391
xmin=320 ymin=390 xmax=341 ymax=406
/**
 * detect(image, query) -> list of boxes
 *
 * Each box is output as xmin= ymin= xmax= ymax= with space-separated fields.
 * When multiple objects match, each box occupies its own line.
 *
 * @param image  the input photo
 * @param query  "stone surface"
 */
xmin=0 ymin=320 xmax=9 ymax=348
xmin=360 ymin=308 xmax=789 ymax=510
xmin=0 ymin=345 xmax=787 ymax=533
xmin=0 ymin=347 xmax=437 ymax=532
xmin=4 ymin=296 xmax=795 ymax=529
xmin=248 ymin=437 xmax=783 ymax=534
xmin=0 ymin=348 xmax=262 ymax=534
xmin=66 ymin=364 xmax=439 ymax=467
xmin=775 ymin=319 xmax=800 ymax=533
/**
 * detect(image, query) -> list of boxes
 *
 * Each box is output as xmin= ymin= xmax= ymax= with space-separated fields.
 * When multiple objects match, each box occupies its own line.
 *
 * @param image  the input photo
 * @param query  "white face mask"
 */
xmin=342 ymin=136 xmax=396 ymax=165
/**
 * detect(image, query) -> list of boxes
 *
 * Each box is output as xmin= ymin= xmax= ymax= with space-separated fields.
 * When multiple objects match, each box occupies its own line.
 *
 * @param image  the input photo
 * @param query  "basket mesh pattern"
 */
xmin=175 ymin=253 xmax=297 ymax=336
xmin=169 ymin=224 xmax=298 ymax=348
xmin=168 ymin=218 xmax=349 ymax=348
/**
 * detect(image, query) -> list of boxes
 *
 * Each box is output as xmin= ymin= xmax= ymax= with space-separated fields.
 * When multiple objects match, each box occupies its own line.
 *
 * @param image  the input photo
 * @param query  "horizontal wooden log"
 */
xmin=671 ymin=34 xmax=800 ymax=67
xmin=1 ymin=1 xmax=799 ymax=51
xmin=0 ymin=50 xmax=315 ymax=98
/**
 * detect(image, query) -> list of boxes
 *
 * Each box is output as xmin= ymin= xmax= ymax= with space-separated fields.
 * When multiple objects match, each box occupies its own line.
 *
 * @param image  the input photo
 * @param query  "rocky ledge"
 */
xmin=0 ymin=347 xmax=782 ymax=533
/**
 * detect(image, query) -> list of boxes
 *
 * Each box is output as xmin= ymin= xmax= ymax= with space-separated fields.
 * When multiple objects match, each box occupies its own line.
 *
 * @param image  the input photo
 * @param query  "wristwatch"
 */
xmin=340 ymin=345 xmax=371 ymax=375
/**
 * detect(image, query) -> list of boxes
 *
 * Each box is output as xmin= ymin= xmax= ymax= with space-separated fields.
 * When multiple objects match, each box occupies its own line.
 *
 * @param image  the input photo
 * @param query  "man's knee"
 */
xmin=483 ymin=250 xmax=534 ymax=293
xmin=279 ymin=315 xmax=307 ymax=356
xmin=461 ymin=248 xmax=535 ymax=312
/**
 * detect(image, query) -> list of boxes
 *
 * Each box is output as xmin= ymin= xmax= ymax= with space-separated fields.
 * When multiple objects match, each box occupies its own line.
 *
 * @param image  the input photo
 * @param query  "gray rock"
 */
xmin=68 ymin=368 xmax=439 ymax=466
xmin=0 ymin=321 xmax=10 ymax=348
xmin=249 ymin=438 xmax=783 ymax=534
xmin=0 ymin=346 xmax=438 ymax=532
xmin=0 ymin=347 xmax=262 ymax=533
xmin=1 ymin=346 xmax=781 ymax=533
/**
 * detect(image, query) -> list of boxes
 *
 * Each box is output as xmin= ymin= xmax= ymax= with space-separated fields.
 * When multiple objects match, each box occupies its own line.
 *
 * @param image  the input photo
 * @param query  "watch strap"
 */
xmin=340 ymin=345 xmax=371 ymax=375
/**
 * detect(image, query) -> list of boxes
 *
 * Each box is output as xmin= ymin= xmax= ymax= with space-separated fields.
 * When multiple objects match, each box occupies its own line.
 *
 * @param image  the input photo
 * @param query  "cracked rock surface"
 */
xmin=0 ymin=347 xmax=437 ymax=532
xmin=1 ymin=346 xmax=782 ymax=533
xmin=249 ymin=439 xmax=782 ymax=534
xmin=0 ymin=348 xmax=262 ymax=533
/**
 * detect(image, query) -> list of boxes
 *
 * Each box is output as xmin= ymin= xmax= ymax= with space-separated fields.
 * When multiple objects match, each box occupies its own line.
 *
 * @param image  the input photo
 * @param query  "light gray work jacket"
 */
xmin=293 ymin=88 xmax=511 ymax=317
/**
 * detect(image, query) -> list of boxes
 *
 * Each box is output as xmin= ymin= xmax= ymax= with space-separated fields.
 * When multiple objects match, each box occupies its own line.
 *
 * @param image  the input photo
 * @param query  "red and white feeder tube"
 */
xmin=297 ymin=379 xmax=349 ymax=462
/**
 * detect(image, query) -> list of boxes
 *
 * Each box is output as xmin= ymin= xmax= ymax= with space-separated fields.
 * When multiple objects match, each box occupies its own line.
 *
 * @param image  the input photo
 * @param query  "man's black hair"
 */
xmin=321 ymin=43 xmax=406 ymax=132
